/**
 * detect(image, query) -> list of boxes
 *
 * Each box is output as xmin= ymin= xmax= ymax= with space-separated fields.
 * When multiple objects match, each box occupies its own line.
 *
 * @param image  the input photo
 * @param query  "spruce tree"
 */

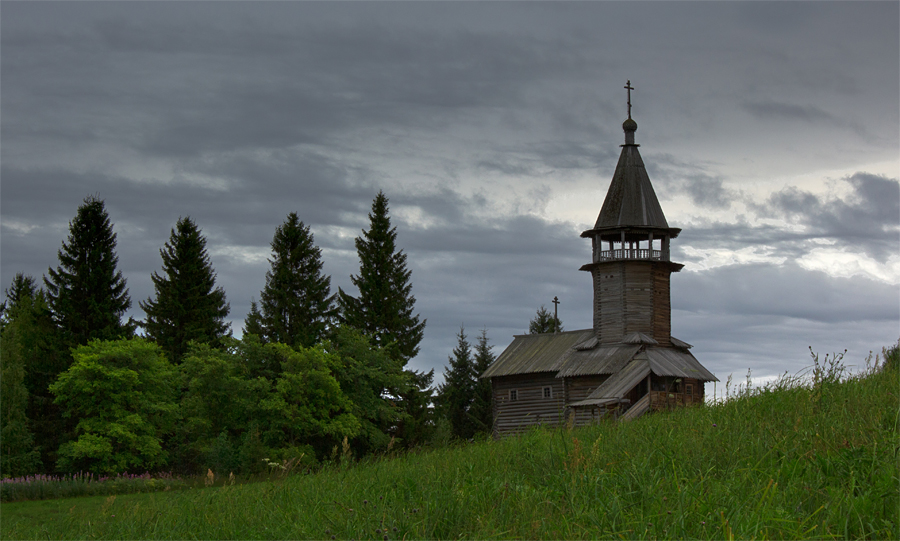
xmin=528 ymin=305 xmax=563 ymax=334
xmin=438 ymin=326 xmax=477 ymax=440
xmin=1 ymin=321 xmax=42 ymax=476
xmin=338 ymin=191 xmax=425 ymax=363
xmin=394 ymin=368 xmax=435 ymax=447
xmin=1 ymin=276 xmax=64 ymax=473
xmin=243 ymin=301 xmax=265 ymax=339
xmin=140 ymin=217 xmax=231 ymax=363
xmin=247 ymin=213 xmax=332 ymax=348
xmin=44 ymin=196 xmax=132 ymax=346
xmin=469 ymin=328 xmax=495 ymax=435
xmin=0 ymin=278 xmax=45 ymax=476
xmin=0 ymin=273 xmax=38 ymax=324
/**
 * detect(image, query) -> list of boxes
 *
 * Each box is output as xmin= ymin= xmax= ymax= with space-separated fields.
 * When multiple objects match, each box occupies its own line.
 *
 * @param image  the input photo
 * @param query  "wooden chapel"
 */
xmin=481 ymin=83 xmax=718 ymax=437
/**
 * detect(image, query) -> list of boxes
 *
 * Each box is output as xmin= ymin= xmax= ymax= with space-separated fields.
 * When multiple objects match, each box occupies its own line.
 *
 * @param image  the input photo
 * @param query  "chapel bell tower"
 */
xmin=579 ymin=82 xmax=684 ymax=347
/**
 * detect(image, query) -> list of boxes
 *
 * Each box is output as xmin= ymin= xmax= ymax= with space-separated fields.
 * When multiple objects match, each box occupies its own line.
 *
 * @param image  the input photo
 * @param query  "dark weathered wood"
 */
xmin=492 ymin=373 xmax=565 ymax=435
xmin=652 ymin=265 xmax=672 ymax=346
xmin=592 ymin=260 xmax=676 ymax=346
xmin=564 ymin=375 xmax=610 ymax=427
xmin=487 ymin=108 xmax=716 ymax=437
xmin=647 ymin=377 xmax=703 ymax=411
xmin=619 ymin=393 xmax=650 ymax=421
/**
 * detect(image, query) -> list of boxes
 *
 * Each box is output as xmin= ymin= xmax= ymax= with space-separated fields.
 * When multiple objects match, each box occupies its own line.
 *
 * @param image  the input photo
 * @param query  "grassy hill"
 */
xmin=3 ymin=354 xmax=897 ymax=540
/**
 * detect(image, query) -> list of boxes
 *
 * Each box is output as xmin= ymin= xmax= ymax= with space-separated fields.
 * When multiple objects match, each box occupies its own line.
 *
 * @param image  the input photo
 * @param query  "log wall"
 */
xmin=593 ymin=263 xmax=624 ymax=342
xmin=622 ymin=262 xmax=653 ymax=336
xmin=593 ymin=261 xmax=674 ymax=345
xmin=564 ymin=375 xmax=610 ymax=427
xmin=491 ymin=373 xmax=565 ymax=437
xmin=651 ymin=265 xmax=672 ymax=346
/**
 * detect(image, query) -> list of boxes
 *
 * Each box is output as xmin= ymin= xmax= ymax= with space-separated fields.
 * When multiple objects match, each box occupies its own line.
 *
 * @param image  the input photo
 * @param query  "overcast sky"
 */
xmin=2 ymin=2 xmax=898 ymax=397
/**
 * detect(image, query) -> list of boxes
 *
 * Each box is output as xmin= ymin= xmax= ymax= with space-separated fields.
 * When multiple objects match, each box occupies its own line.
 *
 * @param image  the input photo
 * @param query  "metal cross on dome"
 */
xmin=624 ymin=80 xmax=634 ymax=119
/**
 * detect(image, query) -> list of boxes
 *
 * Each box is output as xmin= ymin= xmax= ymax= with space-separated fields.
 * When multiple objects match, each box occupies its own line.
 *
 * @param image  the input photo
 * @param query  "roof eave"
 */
xmin=580 ymin=226 xmax=682 ymax=239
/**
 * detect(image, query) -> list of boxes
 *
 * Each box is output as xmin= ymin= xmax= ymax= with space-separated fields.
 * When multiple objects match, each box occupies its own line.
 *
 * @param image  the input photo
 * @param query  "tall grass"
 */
xmin=0 ymin=471 xmax=186 ymax=503
xmin=3 ymin=354 xmax=897 ymax=540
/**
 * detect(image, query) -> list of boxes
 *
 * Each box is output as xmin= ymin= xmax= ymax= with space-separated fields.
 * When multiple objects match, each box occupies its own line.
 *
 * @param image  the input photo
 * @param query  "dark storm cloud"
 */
xmin=2 ymin=7 xmax=588 ymax=161
xmin=669 ymin=173 xmax=900 ymax=267
xmin=740 ymin=100 xmax=870 ymax=139
xmin=0 ymin=144 xmax=373 ymax=247
xmin=676 ymin=219 xmax=799 ymax=252
xmin=2 ymin=1 xmax=897 ymax=386
xmin=477 ymin=141 xmax=618 ymax=178
xmin=645 ymin=153 xmax=738 ymax=210
xmin=741 ymin=101 xmax=838 ymax=124
xmin=678 ymin=175 xmax=736 ymax=210
xmin=756 ymin=173 xmax=899 ymax=260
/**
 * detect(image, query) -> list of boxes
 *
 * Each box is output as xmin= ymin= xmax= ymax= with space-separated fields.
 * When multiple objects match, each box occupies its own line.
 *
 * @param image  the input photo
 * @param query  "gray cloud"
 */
xmin=756 ymin=173 xmax=899 ymax=260
xmin=3 ymin=8 xmax=591 ymax=162
xmin=668 ymin=173 xmax=899 ymax=267
xmin=2 ymin=1 xmax=898 ymax=387
xmin=741 ymin=101 xmax=838 ymax=123
xmin=681 ymin=175 xmax=736 ymax=210
xmin=674 ymin=262 xmax=898 ymax=324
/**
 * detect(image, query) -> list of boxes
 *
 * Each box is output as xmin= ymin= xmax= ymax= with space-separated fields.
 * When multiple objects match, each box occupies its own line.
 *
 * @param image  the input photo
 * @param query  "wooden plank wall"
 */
xmin=492 ymin=373 xmax=565 ymax=436
xmin=595 ymin=261 xmax=674 ymax=344
xmin=592 ymin=268 xmax=603 ymax=336
xmin=652 ymin=264 xmax=672 ymax=346
xmin=596 ymin=262 xmax=624 ymax=343
xmin=622 ymin=262 xmax=653 ymax=336
xmin=564 ymin=375 xmax=610 ymax=426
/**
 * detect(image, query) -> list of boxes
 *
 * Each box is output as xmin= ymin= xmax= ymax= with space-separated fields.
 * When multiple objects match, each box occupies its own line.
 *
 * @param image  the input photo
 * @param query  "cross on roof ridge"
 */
xmin=624 ymin=80 xmax=634 ymax=119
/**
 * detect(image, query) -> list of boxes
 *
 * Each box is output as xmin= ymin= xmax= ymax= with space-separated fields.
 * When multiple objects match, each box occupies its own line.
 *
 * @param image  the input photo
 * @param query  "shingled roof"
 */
xmin=481 ymin=328 xmax=718 ymax=382
xmin=593 ymin=120 xmax=670 ymax=229
xmin=480 ymin=330 xmax=593 ymax=377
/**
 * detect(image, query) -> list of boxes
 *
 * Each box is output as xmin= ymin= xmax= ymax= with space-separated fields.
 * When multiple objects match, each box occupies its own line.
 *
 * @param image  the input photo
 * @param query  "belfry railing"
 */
xmin=597 ymin=248 xmax=664 ymax=261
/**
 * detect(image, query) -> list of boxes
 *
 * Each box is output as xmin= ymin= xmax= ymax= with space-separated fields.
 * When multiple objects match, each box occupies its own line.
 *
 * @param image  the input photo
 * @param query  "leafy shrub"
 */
xmin=50 ymin=339 xmax=178 ymax=474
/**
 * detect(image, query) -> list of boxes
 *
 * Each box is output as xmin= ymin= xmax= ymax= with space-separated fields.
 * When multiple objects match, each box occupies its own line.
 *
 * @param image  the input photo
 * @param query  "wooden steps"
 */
xmin=619 ymin=393 xmax=650 ymax=422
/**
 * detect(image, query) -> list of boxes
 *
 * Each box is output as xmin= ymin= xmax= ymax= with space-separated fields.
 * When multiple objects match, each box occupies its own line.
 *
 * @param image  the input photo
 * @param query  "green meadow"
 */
xmin=3 ymin=356 xmax=897 ymax=540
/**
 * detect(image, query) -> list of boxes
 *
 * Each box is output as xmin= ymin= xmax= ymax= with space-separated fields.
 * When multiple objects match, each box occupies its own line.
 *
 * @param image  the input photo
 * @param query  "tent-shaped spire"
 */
xmin=594 ymin=118 xmax=669 ymax=229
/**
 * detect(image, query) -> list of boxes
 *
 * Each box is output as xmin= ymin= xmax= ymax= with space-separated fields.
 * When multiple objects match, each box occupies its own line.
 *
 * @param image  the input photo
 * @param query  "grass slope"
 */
xmin=3 ymin=364 xmax=897 ymax=540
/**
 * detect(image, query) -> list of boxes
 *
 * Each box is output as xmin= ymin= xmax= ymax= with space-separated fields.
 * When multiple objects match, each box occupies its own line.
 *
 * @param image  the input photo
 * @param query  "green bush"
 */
xmin=50 ymin=339 xmax=178 ymax=474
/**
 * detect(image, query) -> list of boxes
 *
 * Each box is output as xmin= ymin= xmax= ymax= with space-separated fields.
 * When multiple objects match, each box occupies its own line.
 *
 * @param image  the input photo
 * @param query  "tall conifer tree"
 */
xmin=437 ymin=326 xmax=477 ymax=440
xmin=338 ymin=191 xmax=425 ymax=363
xmin=1 ymin=320 xmax=42 ymax=476
xmin=0 ymin=273 xmax=38 ymax=324
xmin=1 ymin=275 xmax=65 ymax=473
xmin=0 ymin=276 xmax=45 ymax=476
xmin=469 ymin=328 xmax=495 ymax=435
xmin=140 ymin=217 xmax=231 ymax=363
xmin=245 ymin=213 xmax=332 ymax=348
xmin=44 ymin=196 xmax=132 ymax=346
xmin=394 ymin=368 xmax=434 ymax=447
